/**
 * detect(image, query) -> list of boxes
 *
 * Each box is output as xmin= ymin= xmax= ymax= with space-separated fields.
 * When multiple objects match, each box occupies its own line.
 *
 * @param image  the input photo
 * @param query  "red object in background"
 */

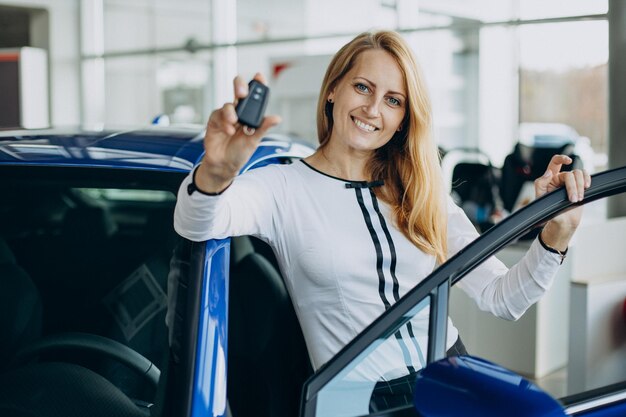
xmin=0 ymin=53 xmax=20 ymax=128
xmin=0 ymin=53 xmax=19 ymax=62
xmin=272 ymin=62 xmax=292 ymax=79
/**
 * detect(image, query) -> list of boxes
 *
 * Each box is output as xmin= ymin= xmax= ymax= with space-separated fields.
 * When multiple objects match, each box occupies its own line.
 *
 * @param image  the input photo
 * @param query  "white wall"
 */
xmin=568 ymin=216 xmax=626 ymax=393
xmin=569 ymin=279 xmax=626 ymax=393
xmin=4 ymin=0 xmax=81 ymax=127
xmin=19 ymin=47 xmax=49 ymax=128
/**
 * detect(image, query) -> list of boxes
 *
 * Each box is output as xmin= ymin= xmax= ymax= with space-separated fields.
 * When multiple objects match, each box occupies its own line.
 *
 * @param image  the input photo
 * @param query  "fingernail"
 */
xmin=571 ymin=194 xmax=578 ymax=202
xmin=543 ymin=170 xmax=552 ymax=178
xmin=237 ymin=86 xmax=246 ymax=96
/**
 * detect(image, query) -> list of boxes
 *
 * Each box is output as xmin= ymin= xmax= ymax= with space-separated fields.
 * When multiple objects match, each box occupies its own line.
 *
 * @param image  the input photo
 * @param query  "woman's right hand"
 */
xmin=195 ymin=73 xmax=281 ymax=193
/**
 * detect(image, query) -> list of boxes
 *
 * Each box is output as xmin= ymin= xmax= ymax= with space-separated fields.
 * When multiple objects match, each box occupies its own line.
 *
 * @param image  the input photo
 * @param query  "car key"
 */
xmin=236 ymin=79 xmax=270 ymax=135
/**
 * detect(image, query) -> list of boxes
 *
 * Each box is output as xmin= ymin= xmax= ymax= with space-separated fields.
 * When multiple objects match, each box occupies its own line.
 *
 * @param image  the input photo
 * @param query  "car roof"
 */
xmin=519 ymin=122 xmax=578 ymax=135
xmin=0 ymin=127 xmax=312 ymax=173
xmin=518 ymin=123 xmax=579 ymax=147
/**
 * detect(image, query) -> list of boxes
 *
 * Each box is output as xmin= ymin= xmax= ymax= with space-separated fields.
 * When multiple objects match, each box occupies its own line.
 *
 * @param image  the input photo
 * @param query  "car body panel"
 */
xmin=588 ymin=404 xmax=626 ymax=417
xmin=570 ymin=401 xmax=626 ymax=417
xmin=413 ymin=356 xmax=565 ymax=417
xmin=0 ymin=128 xmax=312 ymax=173
xmin=0 ymin=128 xmax=204 ymax=171
xmin=567 ymin=401 xmax=626 ymax=417
xmin=519 ymin=122 xmax=579 ymax=148
xmin=192 ymin=238 xmax=230 ymax=417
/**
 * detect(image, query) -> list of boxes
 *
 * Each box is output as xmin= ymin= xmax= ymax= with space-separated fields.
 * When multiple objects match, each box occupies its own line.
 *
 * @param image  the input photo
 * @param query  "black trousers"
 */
xmin=368 ymin=336 xmax=468 ymax=413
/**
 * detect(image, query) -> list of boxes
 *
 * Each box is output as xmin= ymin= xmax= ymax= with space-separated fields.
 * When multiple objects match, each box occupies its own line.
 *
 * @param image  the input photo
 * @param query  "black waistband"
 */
xmin=345 ymin=180 xmax=385 ymax=189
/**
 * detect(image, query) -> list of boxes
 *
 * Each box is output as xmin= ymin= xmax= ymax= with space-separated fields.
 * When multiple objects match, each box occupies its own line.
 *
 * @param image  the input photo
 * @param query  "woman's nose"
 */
xmin=363 ymin=97 xmax=382 ymax=117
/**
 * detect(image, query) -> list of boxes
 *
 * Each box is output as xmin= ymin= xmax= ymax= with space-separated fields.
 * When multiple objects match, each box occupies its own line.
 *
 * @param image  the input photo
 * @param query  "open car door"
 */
xmin=301 ymin=166 xmax=626 ymax=417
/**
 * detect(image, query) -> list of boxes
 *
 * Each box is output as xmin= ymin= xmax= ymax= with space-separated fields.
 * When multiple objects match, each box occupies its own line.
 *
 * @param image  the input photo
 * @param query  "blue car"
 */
xmin=0 ymin=127 xmax=624 ymax=417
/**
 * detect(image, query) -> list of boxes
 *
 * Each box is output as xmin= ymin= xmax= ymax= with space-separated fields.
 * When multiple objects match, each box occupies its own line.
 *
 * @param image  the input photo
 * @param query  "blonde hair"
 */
xmin=316 ymin=30 xmax=448 ymax=264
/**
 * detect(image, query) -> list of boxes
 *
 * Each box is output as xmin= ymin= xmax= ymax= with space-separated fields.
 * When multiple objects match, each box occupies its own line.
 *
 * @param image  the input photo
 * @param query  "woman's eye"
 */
xmin=355 ymin=83 xmax=369 ymax=93
xmin=387 ymin=97 xmax=401 ymax=106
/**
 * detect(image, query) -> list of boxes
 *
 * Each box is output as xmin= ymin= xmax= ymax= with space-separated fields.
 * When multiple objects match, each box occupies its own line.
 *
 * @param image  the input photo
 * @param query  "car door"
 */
xmin=300 ymin=166 xmax=626 ymax=417
xmin=158 ymin=238 xmax=230 ymax=417
xmin=170 ymin=151 xmax=314 ymax=417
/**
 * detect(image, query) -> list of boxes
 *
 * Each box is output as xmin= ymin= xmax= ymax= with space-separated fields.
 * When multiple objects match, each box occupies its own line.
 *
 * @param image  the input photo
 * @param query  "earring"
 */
xmin=397 ymin=125 xmax=402 ymax=132
xmin=328 ymin=98 xmax=334 ymax=103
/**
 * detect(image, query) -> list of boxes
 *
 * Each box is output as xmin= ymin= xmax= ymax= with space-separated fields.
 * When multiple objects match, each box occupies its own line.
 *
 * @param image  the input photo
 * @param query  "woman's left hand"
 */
xmin=533 ymin=154 xmax=591 ymax=250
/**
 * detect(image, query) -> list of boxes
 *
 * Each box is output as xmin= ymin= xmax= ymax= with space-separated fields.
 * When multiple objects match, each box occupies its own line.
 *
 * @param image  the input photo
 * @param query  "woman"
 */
xmin=174 ymin=30 xmax=589 ymax=409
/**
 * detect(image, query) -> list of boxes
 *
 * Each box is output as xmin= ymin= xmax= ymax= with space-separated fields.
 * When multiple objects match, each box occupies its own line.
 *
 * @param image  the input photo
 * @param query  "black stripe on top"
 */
xmin=369 ymin=189 xmax=425 ymax=367
xmin=355 ymin=187 xmax=416 ymax=374
xmin=355 ymin=187 xmax=391 ymax=309
xmin=368 ymin=189 xmax=401 ymax=301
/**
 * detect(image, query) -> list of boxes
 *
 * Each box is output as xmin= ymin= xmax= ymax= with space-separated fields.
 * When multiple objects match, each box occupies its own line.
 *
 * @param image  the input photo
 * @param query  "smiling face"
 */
xmin=326 ymin=49 xmax=407 ymax=156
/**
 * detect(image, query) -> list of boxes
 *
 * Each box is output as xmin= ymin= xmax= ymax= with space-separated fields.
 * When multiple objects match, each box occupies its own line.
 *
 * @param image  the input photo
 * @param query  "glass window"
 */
xmin=432 ymin=0 xmax=608 ymax=23
xmin=104 ymin=52 xmax=211 ymax=126
xmin=237 ymin=0 xmax=399 ymax=41
xmin=312 ymin=297 xmax=431 ymax=417
xmin=518 ymin=0 xmax=608 ymax=20
xmin=86 ymin=0 xmax=610 ymax=160
xmin=519 ymin=20 xmax=609 ymax=173
xmin=103 ymin=0 xmax=211 ymax=54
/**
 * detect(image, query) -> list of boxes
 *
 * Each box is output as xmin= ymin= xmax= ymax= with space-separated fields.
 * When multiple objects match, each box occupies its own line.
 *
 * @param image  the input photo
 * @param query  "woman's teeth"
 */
xmin=353 ymin=117 xmax=376 ymax=132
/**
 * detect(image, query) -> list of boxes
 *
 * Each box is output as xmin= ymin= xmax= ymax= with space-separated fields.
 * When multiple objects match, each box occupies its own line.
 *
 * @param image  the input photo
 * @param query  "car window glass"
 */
xmin=76 ymin=188 xmax=175 ymax=202
xmin=449 ymin=193 xmax=625 ymax=409
xmin=312 ymin=297 xmax=430 ymax=417
xmin=0 ymin=181 xmax=178 ymax=404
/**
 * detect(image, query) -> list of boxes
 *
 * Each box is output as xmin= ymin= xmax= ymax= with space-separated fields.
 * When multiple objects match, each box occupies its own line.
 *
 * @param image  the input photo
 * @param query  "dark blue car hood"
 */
xmin=0 ymin=127 xmax=206 ymax=172
xmin=0 ymin=128 xmax=313 ymax=173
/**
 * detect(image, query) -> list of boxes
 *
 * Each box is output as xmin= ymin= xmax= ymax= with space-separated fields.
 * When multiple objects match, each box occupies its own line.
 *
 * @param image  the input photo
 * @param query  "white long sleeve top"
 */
xmin=174 ymin=160 xmax=562 ymax=377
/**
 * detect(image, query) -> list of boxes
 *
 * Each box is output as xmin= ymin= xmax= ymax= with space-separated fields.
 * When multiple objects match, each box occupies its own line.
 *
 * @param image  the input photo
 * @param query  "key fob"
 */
xmin=236 ymin=79 xmax=270 ymax=129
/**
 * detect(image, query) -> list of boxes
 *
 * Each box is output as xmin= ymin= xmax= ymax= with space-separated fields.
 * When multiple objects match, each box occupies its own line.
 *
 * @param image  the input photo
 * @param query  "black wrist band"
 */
xmin=187 ymin=165 xmax=232 ymax=196
xmin=538 ymin=229 xmax=568 ymax=265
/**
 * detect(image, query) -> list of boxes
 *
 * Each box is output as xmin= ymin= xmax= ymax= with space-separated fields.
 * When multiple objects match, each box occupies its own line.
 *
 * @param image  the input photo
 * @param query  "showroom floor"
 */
xmin=534 ymin=367 xmax=568 ymax=398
